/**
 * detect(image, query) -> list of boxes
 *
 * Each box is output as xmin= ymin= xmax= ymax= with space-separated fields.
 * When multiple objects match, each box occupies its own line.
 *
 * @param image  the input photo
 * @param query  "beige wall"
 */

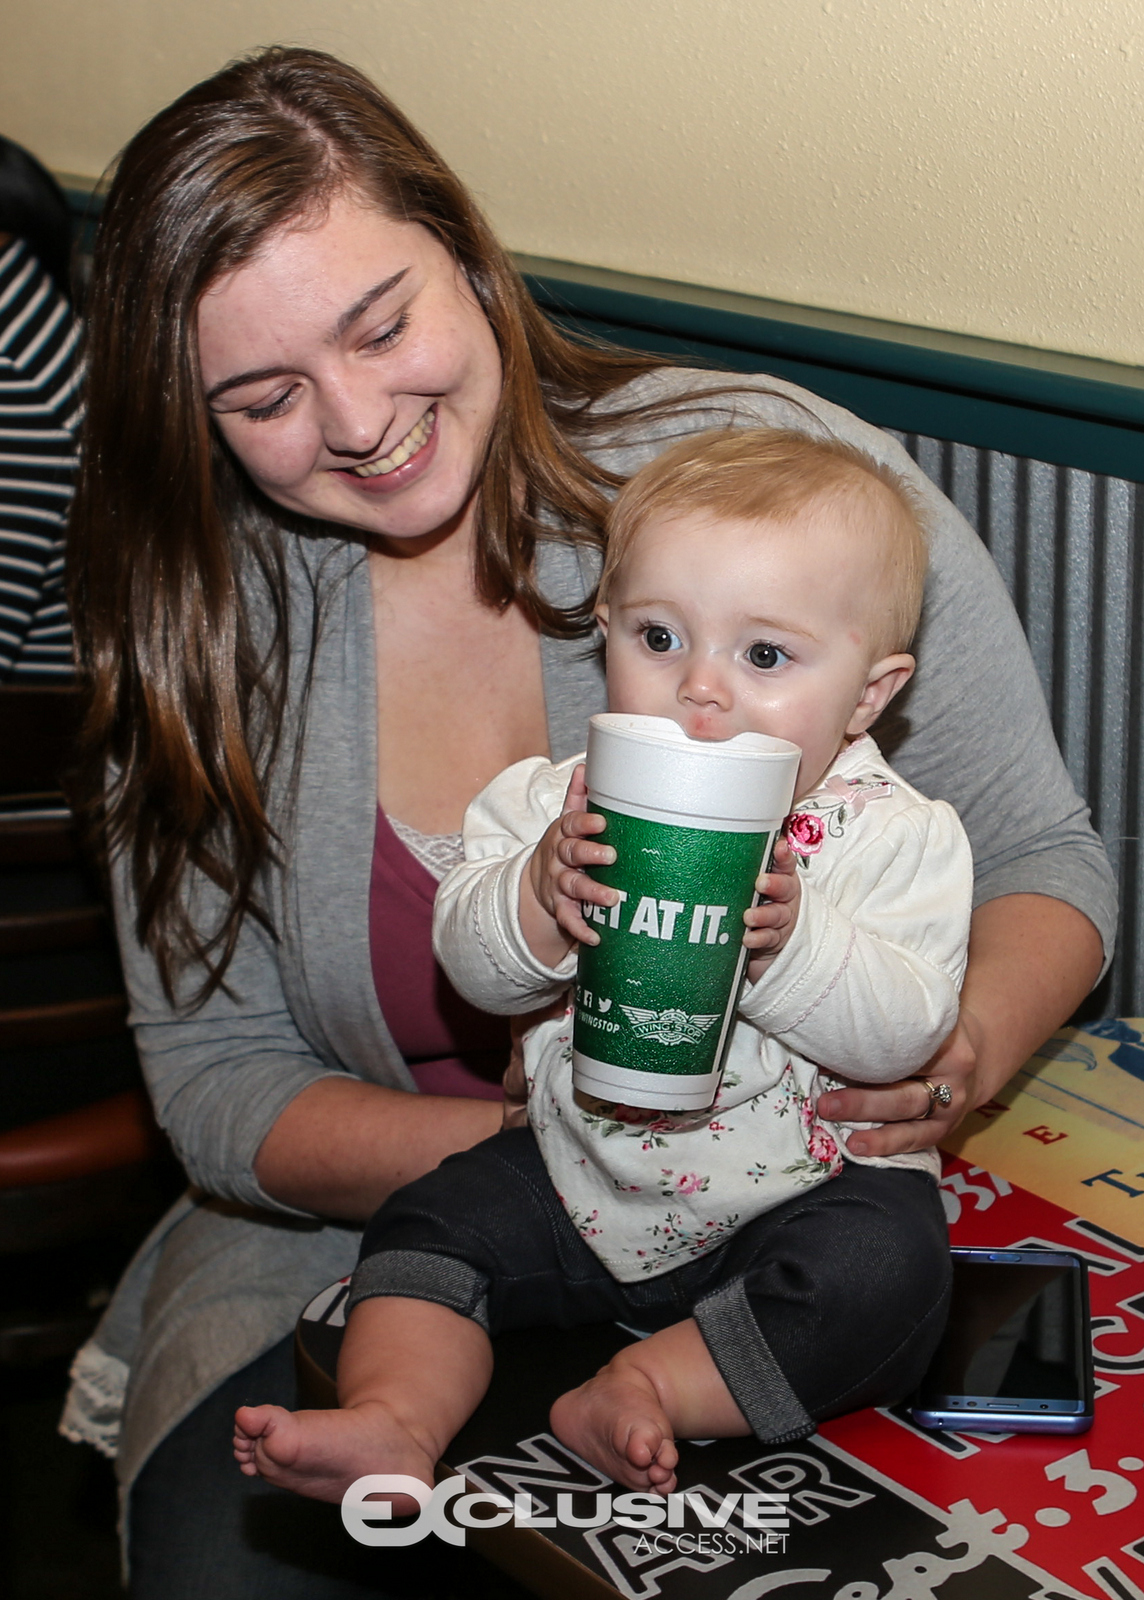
xmin=3 ymin=0 xmax=1142 ymax=365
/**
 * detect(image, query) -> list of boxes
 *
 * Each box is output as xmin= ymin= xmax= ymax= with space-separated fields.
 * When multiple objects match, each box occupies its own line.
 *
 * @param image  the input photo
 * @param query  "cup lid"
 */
xmin=586 ymin=714 xmax=801 ymax=826
xmin=589 ymin=713 xmax=799 ymax=760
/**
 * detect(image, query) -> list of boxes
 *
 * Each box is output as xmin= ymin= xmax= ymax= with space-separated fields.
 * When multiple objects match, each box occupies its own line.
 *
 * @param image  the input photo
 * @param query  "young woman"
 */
xmin=63 ymin=47 xmax=1113 ymax=1599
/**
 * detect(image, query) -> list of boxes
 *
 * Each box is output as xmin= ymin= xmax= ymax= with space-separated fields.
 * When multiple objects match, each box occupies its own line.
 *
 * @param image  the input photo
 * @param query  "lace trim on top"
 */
xmin=389 ymin=816 xmax=464 ymax=882
xmin=58 ymin=1338 xmax=128 ymax=1460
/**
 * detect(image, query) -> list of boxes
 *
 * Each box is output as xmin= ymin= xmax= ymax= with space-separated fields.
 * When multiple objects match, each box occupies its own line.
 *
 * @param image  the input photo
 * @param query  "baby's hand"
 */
xmin=743 ymin=837 xmax=801 ymax=984
xmin=524 ymin=765 xmax=619 ymax=959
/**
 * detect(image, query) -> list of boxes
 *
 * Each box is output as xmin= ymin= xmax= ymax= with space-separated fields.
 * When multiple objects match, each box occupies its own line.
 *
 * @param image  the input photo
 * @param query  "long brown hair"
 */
xmin=69 ymin=47 xmax=760 ymax=1002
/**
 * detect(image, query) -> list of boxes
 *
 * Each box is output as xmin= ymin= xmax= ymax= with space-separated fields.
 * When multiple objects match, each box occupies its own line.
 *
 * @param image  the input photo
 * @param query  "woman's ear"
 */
xmin=594 ymin=602 xmax=610 ymax=638
xmin=846 ymin=653 xmax=915 ymax=736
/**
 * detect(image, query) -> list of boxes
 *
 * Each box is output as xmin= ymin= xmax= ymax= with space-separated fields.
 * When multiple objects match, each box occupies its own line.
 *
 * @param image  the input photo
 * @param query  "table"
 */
xmin=297 ymin=1021 xmax=1144 ymax=1599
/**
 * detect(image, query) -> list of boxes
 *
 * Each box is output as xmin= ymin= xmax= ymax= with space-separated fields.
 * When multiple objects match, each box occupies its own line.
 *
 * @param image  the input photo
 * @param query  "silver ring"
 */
xmin=915 ymin=1078 xmax=954 ymax=1120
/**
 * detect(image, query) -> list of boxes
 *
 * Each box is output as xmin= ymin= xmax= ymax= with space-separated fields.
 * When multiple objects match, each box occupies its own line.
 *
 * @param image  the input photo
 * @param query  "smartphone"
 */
xmin=910 ymin=1247 xmax=1094 ymax=1434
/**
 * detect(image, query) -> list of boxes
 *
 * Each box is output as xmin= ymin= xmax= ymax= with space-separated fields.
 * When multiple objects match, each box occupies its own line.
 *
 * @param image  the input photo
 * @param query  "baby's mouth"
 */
xmin=348 ymin=406 xmax=436 ymax=477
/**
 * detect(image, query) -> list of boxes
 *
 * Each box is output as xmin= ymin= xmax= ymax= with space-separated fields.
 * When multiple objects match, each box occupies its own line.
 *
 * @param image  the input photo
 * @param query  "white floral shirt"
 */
xmin=434 ymin=734 xmax=972 ymax=1282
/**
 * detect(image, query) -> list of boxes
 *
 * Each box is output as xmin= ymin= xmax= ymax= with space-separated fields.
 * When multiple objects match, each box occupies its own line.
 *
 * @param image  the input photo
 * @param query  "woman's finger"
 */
xmin=818 ymin=1014 xmax=980 ymax=1157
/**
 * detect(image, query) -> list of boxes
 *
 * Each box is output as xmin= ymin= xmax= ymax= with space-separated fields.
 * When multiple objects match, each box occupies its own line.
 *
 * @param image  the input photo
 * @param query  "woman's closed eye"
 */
xmin=363 ymin=309 xmax=410 ymax=353
xmin=244 ymin=385 xmax=301 ymax=422
xmin=642 ymin=623 xmax=682 ymax=654
xmin=240 ymin=312 xmax=411 ymax=422
xmin=746 ymin=639 xmax=791 ymax=671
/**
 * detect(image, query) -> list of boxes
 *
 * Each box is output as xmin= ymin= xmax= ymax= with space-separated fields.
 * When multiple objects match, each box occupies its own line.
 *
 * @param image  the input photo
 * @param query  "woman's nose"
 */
xmin=319 ymin=374 xmax=392 ymax=459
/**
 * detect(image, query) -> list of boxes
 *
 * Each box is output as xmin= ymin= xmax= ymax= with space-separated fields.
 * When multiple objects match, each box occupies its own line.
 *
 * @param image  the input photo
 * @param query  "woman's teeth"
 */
xmin=350 ymin=409 xmax=434 ymax=477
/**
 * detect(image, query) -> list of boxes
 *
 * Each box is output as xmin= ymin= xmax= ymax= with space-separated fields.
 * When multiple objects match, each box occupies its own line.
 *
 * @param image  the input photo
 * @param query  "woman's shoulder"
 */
xmin=584 ymin=368 xmax=989 ymax=607
xmin=582 ymin=366 xmax=932 ymax=489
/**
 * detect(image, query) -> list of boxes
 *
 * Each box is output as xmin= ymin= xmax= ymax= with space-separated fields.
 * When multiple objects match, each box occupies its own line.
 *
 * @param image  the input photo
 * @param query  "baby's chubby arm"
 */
xmin=740 ymin=799 xmax=971 ymax=1082
xmin=432 ymin=754 xmax=586 ymax=1015
xmin=519 ymin=765 xmax=622 ymax=967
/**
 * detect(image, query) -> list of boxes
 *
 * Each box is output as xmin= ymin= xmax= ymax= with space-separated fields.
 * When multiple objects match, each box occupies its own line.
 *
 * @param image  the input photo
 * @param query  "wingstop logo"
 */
xmin=341 ymin=1474 xmax=790 ymax=1550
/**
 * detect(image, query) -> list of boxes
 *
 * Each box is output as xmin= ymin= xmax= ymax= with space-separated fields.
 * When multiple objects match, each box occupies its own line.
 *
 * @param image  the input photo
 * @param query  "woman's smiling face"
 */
xmin=197 ymin=192 xmax=503 ymax=548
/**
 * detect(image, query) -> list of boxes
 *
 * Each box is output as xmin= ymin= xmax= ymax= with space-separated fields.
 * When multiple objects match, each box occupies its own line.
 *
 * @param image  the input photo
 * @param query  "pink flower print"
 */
xmin=571 ymin=1206 xmax=601 ymax=1237
xmin=610 ymin=1102 xmax=653 ymax=1125
xmin=808 ymin=1124 xmax=840 ymax=1168
xmin=786 ymin=812 xmax=825 ymax=857
xmin=675 ymin=1172 xmax=706 ymax=1196
xmin=799 ymin=1096 xmax=815 ymax=1129
xmin=707 ymin=1120 xmax=727 ymax=1133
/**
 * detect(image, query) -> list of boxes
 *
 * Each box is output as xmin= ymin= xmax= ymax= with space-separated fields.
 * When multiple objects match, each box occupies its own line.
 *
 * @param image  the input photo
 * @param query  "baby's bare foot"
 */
xmin=550 ymin=1367 xmax=679 ymax=1493
xmin=233 ymin=1400 xmax=436 ymax=1505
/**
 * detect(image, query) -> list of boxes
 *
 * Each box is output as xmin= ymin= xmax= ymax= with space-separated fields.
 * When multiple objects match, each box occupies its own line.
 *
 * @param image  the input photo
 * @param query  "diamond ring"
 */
xmin=915 ymin=1078 xmax=954 ymax=1120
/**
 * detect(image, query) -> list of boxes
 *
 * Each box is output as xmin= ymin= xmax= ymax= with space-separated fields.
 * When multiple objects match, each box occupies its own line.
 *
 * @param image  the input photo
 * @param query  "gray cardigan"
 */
xmin=64 ymin=370 xmax=1116 ymax=1496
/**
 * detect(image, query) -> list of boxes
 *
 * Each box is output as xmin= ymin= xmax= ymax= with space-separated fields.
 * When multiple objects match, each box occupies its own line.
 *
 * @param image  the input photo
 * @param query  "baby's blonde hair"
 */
xmin=600 ymin=428 xmax=928 ymax=657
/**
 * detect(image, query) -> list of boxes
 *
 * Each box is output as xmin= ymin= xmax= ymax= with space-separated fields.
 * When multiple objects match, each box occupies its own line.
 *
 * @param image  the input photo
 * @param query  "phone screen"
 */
xmin=912 ymin=1251 xmax=1092 ymax=1427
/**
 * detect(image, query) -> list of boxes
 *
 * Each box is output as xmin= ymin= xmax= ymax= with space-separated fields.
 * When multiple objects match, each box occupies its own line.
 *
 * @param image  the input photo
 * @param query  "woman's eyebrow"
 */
xmin=205 ymin=269 xmax=411 ymax=403
xmin=333 ymin=267 xmax=409 ymax=338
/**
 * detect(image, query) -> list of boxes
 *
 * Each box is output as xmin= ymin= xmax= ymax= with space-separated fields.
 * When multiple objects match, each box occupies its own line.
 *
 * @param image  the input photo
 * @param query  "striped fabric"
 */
xmin=889 ymin=430 xmax=1143 ymax=1018
xmin=0 ymin=237 xmax=80 ymax=680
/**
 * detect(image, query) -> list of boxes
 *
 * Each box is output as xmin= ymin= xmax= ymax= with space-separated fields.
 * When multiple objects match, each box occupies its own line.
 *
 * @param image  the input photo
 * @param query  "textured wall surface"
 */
xmin=891 ymin=431 xmax=1143 ymax=1017
xmin=2 ymin=0 xmax=1143 ymax=364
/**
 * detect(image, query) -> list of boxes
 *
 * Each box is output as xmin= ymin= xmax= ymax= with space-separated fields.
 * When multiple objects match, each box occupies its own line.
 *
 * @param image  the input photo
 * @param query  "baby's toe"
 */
xmin=622 ymin=1428 xmax=654 ymax=1469
xmin=234 ymin=1403 xmax=273 ymax=1439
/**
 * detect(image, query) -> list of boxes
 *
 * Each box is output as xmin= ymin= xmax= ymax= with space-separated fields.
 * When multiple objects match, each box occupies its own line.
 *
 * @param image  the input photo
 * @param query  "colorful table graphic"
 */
xmin=944 ymin=1019 xmax=1144 ymax=1246
xmin=299 ymin=1154 xmax=1144 ymax=1598
xmin=297 ymin=1022 xmax=1144 ymax=1597
xmin=818 ymin=1154 xmax=1144 ymax=1600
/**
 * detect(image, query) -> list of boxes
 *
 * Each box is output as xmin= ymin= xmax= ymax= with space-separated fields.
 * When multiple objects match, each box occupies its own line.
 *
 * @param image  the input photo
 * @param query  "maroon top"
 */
xmin=369 ymin=807 xmax=507 ymax=1100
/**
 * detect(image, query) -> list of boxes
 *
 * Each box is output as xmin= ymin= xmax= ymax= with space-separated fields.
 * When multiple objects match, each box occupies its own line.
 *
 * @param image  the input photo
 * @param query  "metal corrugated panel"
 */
xmin=889 ymin=432 xmax=1141 ymax=1017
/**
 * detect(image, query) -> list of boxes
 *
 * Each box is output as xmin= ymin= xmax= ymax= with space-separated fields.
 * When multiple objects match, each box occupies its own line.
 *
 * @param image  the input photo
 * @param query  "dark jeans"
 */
xmin=128 ymin=1333 xmax=534 ymax=1600
xmin=353 ymin=1128 xmax=952 ymax=1441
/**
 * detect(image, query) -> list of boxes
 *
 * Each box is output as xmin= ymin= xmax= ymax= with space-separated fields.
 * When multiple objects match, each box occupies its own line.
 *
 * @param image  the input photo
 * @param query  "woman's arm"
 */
xmin=816 ymin=892 xmax=1104 ymax=1156
xmin=253 ymin=1078 xmax=502 ymax=1222
xmin=112 ymin=832 xmax=502 ymax=1221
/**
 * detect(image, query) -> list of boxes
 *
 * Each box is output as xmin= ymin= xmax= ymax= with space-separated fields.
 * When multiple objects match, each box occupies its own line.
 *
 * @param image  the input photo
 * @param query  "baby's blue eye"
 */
xmin=747 ymin=640 xmax=789 ymax=670
xmin=643 ymin=625 xmax=680 ymax=654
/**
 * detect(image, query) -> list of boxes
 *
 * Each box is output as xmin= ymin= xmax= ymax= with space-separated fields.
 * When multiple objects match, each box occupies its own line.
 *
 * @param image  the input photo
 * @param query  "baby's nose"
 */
xmin=679 ymin=662 xmax=733 ymax=708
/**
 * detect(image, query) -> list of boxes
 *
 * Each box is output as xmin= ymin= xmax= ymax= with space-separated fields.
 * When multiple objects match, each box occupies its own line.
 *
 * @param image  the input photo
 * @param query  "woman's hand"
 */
xmin=521 ymin=765 xmax=618 ymax=965
xmin=503 ymin=998 xmax=570 ymax=1130
xmin=502 ymin=1030 xmax=530 ymax=1130
xmin=815 ymin=1006 xmax=985 ymax=1158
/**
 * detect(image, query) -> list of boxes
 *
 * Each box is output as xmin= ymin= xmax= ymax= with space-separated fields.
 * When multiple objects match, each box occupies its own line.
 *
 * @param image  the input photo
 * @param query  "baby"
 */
xmin=235 ymin=427 xmax=972 ymax=1505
